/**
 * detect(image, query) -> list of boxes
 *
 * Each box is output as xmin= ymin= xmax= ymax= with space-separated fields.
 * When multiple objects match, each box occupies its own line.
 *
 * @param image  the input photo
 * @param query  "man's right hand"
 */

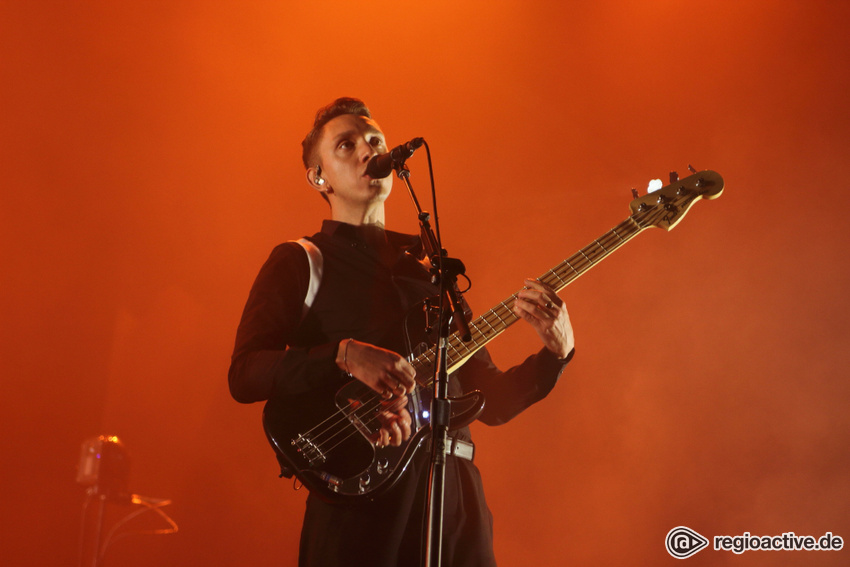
xmin=336 ymin=339 xmax=415 ymax=447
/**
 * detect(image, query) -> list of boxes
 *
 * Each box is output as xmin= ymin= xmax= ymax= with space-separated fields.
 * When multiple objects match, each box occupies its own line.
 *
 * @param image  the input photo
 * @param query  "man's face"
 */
xmin=315 ymin=113 xmax=393 ymax=213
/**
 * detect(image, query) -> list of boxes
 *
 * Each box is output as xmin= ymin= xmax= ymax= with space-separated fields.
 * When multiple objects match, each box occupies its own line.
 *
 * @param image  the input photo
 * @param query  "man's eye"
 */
xmin=370 ymin=137 xmax=385 ymax=148
xmin=338 ymin=140 xmax=352 ymax=150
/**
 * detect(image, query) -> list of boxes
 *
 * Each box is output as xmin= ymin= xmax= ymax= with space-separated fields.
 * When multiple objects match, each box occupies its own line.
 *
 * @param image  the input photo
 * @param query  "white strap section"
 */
xmin=294 ymin=238 xmax=323 ymax=319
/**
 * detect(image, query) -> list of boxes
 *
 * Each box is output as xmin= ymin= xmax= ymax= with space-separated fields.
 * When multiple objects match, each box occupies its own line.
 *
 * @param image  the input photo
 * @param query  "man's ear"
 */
xmin=306 ymin=166 xmax=328 ymax=193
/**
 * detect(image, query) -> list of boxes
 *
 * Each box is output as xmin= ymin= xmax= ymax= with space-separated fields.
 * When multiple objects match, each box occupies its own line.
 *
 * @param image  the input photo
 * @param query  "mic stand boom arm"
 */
xmin=398 ymin=164 xmax=471 ymax=342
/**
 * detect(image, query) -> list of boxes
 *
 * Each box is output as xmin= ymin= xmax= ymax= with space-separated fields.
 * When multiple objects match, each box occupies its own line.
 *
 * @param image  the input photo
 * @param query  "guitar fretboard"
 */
xmin=410 ymin=204 xmax=670 ymax=385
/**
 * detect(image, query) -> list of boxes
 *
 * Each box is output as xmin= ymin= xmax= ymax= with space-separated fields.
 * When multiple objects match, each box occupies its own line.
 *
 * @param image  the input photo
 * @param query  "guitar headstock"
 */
xmin=629 ymin=170 xmax=724 ymax=231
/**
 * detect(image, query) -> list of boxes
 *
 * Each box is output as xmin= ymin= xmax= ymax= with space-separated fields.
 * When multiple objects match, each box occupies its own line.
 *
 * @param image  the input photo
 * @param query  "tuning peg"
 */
xmin=631 ymin=188 xmax=639 ymax=199
xmin=688 ymin=164 xmax=697 ymax=174
xmin=669 ymin=171 xmax=679 ymax=184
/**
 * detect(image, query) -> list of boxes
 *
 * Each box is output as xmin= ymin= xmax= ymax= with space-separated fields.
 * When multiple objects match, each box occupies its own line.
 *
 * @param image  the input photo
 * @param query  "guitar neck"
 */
xmin=411 ymin=214 xmax=650 ymax=383
xmin=409 ymin=168 xmax=725 ymax=382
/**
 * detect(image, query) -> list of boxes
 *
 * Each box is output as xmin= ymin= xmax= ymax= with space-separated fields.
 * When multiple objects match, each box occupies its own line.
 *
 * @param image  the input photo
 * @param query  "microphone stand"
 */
xmin=394 ymin=163 xmax=471 ymax=567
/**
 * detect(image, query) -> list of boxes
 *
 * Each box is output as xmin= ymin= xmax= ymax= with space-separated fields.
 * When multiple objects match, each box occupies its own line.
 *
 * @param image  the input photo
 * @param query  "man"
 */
xmin=229 ymin=97 xmax=575 ymax=566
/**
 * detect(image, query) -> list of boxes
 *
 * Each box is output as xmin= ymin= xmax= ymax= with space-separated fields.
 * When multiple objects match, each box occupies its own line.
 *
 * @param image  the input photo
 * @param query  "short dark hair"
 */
xmin=301 ymin=97 xmax=372 ymax=169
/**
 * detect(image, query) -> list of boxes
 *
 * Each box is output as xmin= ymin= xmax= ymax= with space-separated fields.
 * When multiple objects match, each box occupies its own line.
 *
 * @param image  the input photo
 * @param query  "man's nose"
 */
xmin=358 ymin=139 xmax=378 ymax=163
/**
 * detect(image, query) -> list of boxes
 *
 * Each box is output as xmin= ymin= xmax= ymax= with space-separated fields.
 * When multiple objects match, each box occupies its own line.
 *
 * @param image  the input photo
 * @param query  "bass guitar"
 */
xmin=263 ymin=169 xmax=724 ymax=501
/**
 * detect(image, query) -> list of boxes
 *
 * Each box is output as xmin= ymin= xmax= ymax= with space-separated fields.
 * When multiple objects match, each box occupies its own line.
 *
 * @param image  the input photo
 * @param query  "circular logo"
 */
xmin=666 ymin=526 xmax=709 ymax=559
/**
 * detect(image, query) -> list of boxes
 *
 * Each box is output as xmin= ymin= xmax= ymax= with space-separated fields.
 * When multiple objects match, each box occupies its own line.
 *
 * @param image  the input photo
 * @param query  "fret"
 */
xmin=480 ymin=314 xmax=498 ymax=334
xmin=611 ymin=227 xmax=627 ymax=244
xmin=549 ymin=268 xmax=567 ymax=285
xmin=492 ymin=305 xmax=508 ymax=325
xmin=628 ymin=214 xmax=645 ymax=231
xmin=454 ymin=336 xmax=473 ymax=355
xmin=480 ymin=309 xmax=505 ymax=334
xmin=601 ymin=230 xmax=622 ymax=248
xmin=468 ymin=321 xmax=486 ymax=345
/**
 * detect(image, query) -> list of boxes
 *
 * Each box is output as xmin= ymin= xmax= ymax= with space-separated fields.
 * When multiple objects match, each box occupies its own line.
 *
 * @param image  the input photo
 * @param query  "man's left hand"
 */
xmin=513 ymin=278 xmax=575 ymax=359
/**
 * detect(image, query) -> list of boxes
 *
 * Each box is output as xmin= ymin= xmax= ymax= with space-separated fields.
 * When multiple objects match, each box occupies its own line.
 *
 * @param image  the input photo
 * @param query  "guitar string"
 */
xmin=305 ymin=381 xmax=446 ymax=463
xmin=300 ymin=368 xmax=440 ymax=455
xmin=291 ymin=202 xmax=673 ymax=467
xmin=318 ymin=389 xmax=422 ymax=456
xmin=303 ymin=391 xmax=388 ymax=448
xmin=293 ymin=357 xmax=440 ymax=450
xmin=296 ymin=337 xmax=475 ymax=455
xmin=294 ymin=346 xmax=445 ymax=449
xmin=300 ymin=207 xmax=663 ymax=458
xmin=299 ymin=202 xmax=668 ymax=458
xmin=299 ymin=323 xmax=492 ymax=453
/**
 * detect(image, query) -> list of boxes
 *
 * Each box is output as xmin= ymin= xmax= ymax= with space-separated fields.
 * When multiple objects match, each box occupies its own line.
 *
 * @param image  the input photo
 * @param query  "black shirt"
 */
xmin=229 ymin=220 xmax=569 ymax=427
xmin=229 ymin=220 xmax=572 ymax=566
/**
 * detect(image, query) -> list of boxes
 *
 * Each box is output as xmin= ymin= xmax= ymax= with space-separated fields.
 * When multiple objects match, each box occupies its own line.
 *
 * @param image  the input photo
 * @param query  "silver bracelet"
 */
xmin=343 ymin=338 xmax=354 ymax=376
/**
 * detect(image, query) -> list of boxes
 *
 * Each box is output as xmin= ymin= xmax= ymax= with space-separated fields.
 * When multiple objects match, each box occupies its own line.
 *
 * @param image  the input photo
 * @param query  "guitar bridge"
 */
xmin=292 ymin=434 xmax=327 ymax=466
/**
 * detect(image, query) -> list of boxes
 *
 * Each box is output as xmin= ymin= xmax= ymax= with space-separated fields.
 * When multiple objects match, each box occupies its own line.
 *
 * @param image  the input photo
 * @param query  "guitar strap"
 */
xmin=294 ymin=237 xmax=323 ymax=320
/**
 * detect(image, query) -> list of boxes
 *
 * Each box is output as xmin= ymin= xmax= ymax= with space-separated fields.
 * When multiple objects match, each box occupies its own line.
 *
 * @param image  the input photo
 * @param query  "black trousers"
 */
xmin=298 ymin=454 xmax=496 ymax=567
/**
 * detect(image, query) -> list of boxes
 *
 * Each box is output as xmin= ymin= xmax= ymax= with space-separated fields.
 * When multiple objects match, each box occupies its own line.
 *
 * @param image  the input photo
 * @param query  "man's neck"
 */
xmin=330 ymin=204 xmax=385 ymax=227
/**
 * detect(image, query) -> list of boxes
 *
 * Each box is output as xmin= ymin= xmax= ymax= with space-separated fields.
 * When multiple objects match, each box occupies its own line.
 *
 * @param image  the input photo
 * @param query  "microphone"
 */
xmin=365 ymin=137 xmax=425 ymax=179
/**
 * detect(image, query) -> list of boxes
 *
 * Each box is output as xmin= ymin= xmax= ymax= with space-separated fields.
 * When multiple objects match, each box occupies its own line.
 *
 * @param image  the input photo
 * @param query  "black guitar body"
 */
xmin=263 ymin=377 xmax=484 ymax=502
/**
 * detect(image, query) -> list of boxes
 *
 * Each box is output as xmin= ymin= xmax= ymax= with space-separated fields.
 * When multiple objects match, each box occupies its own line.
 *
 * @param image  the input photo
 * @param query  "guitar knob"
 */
xmin=359 ymin=474 xmax=371 ymax=492
xmin=376 ymin=457 xmax=389 ymax=475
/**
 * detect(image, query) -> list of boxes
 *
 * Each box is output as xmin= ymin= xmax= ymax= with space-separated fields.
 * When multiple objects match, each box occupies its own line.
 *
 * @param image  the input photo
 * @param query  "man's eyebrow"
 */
xmin=331 ymin=126 xmax=383 ymax=145
xmin=331 ymin=129 xmax=357 ymax=144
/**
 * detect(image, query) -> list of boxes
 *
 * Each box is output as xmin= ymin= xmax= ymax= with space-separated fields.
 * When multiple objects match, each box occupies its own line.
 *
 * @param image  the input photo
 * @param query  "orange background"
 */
xmin=2 ymin=1 xmax=849 ymax=565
